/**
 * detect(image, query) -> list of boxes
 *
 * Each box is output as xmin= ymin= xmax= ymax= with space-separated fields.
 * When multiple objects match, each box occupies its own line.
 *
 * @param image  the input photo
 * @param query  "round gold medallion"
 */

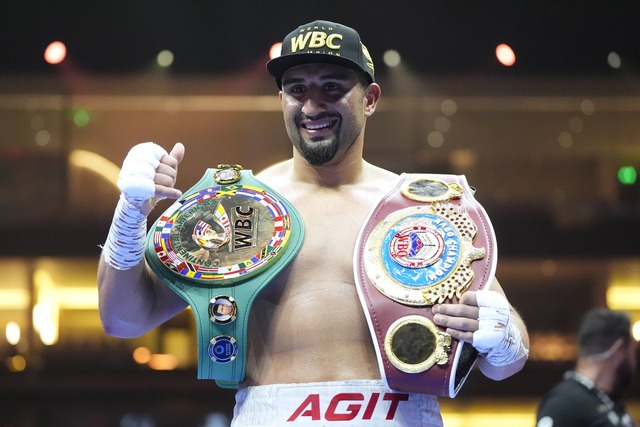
xmin=384 ymin=315 xmax=451 ymax=373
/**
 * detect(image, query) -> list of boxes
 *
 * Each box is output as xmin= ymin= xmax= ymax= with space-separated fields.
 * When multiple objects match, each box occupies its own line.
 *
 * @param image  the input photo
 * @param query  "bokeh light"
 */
xmin=44 ymin=41 xmax=67 ymax=65
xmin=558 ymin=131 xmax=573 ymax=149
xmin=35 ymin=129 xmax=50 ymax=146
xmin=156 ymin=50 xmax=174 ymax=68
xmin=72 ymin=109 xmax=90 ymax=127
xmin=133 ymin=346 xmax=151 ymax=364
xmin=496 ymin=43 xmax=516 ymax=67
xmin=383 ymin=49 xmax=401 ymax=67
xmin=427 ymin=131 xmax=444 ymax=148
xmin=6 ymin=322 xmax=20 ymax=345
xmin=6 ymin=355 xmax=27 ymax=372
xmin=441 ymin=99 xmax=458 ymax=116
xmin=618 ymin=166 xmax=637 ymax=185
xmin=632 ymin=320 xmax=640 ymax=341
xmin=607 ymin=51 xmax=621 ymax=69
xmin=581 ymin=99 xmax=595 ymax=116
xmin=269 ymin=42 xmax=282 ymax=60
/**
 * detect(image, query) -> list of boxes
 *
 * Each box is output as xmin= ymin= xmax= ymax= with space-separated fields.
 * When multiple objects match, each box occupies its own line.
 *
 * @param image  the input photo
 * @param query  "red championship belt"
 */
xmin=354 ymin=173 xmax=497 ymax=397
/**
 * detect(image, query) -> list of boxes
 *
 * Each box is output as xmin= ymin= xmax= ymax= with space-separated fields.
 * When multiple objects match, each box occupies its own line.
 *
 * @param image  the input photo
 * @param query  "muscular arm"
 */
xmin=97 ymin=142 xmax=188 ymax=338
xmin=432 ymin=278 xmax=530 ymax=381
xmin=98 ymin=258 xmax=187 ymax=338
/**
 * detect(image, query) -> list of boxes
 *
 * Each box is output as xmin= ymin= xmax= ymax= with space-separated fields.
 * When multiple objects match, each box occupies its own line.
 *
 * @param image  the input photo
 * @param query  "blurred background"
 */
xmin=2 ymin=1 xmax=640 ymax=426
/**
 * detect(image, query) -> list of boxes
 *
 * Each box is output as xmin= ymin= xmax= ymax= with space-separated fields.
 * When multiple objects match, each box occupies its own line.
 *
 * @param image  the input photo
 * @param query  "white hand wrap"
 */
xmin=117 ymin=142 xmax=167 ymax=204
xmin=102 ymin=142 xmax=167 ymax=270
xmin=472 ymin=290 xmax=528 ymax=367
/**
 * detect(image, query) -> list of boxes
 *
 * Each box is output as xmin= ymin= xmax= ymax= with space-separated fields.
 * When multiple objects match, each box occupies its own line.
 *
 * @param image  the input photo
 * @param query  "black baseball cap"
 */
xmin=267 ymin=20 xmax=375 ymax=89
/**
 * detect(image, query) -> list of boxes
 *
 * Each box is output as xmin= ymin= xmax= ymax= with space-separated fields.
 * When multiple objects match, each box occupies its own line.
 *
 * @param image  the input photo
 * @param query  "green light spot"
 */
xmin=618 ymin=166 xmax=637 ymax=185
xmin=73 ymin=109 xmax=90 ymax=127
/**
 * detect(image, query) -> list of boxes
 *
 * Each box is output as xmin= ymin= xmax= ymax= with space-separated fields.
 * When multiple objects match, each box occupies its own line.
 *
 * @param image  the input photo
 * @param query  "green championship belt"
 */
xmin=145 ymin=165 xmax=304 ymax=388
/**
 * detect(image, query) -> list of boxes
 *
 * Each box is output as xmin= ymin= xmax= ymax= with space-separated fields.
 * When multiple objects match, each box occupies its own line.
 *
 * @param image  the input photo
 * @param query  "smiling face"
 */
xmin=279 ymin=63 xmax=379 ymax=166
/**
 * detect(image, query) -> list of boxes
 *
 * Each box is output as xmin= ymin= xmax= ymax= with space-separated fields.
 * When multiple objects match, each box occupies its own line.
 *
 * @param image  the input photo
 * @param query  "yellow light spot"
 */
xmin=133 ymin=346 xmax=152 ymax=364
xmin=6 ymin=322 xmax=20 ymax=345
xmin=7 ymin=355 xmax=27 ymax=372
xmin=148 ymin=353 xmax=178 ymax=370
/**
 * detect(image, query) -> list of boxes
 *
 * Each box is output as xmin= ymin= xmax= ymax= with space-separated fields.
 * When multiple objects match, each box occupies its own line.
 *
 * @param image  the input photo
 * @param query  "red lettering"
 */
xmin=393 ymin=234 xmax=410 ymax=257
xmin=288 ymin=391 xmax=409 ymax=422
xmin=383 ymin=393 xmax=409 ymax=420
xmin=325 ymin=393 xmax=363 ymax=421
xmin=287 ymin=394 xmax=321 ymax=422
xmin=362 ymin=392 xmax=380 ymax=420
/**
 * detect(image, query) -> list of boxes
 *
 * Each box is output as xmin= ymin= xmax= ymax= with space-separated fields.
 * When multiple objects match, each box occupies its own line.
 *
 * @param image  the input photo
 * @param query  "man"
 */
xmin=536 ymin=308 xmax=638 ymax=427
xmin=98 ymin=20 xmax=529 ymax=426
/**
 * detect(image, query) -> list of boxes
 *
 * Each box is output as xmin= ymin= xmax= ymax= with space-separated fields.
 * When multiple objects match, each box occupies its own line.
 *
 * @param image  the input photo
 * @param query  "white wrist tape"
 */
xmin=102 ymin=142 xmax=167 ymax=270
xmin=102 ymin=195 xmax=147 ymax=270
xmin=472 ymin=290 xmax=528 ymax=366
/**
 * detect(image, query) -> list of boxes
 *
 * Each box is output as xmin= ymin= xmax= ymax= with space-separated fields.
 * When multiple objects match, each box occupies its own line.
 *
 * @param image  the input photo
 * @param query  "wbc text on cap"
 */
xmin=267 ymin=20 xmax=375 ymax=89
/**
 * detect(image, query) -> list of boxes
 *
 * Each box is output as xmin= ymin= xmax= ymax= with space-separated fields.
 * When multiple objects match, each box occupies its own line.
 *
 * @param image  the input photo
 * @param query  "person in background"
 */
xmin=536 ymin=307 xmax=638 ymax=427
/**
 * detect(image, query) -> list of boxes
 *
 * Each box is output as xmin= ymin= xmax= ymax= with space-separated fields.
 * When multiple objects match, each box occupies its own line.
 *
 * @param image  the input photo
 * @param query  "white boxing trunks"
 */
xmin=231 ymin=380 xmax=443 ymax=427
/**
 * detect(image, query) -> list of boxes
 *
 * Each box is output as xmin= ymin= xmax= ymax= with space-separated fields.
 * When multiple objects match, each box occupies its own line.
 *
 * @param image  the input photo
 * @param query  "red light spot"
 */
xmin=496 ymin=43 xmax=516 ymax=67
xmin=44 ymin=41 xmax=67 ymax=65
xmin=269 ymin=43 xmax=282 ymax=60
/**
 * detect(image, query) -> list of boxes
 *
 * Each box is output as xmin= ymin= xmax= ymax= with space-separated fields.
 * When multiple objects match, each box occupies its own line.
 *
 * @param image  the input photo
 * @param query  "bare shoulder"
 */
xmin=363 ymin=161 xmax=400 ymax=180
xmin=360 ymin=161 xmax=400 ymax=192
xmin=254 ymin=160 xmax=293 ymax=189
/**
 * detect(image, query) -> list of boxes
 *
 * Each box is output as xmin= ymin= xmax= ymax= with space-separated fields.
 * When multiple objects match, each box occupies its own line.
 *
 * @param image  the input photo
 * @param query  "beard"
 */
xmin=286 ymin=110 xmax=361 ymax=165
xmin=612 ymin=357 xmax=635 ymax=394
xmin=297 ymin=136 xmax=340 ymax=165
xmin=289 ymin=112 xmax=342 ymax=165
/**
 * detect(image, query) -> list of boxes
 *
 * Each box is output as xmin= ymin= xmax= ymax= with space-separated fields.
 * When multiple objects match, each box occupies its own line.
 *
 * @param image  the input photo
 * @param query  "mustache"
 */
xmin=297 ymin=112 xmax=340 ymax=123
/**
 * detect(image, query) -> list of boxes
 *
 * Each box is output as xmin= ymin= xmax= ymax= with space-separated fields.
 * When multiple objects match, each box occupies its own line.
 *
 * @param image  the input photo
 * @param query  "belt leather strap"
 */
xmin=354 ymin=173 xmax=497 ymax=397
xmin=145 ymin=166 xmax=304 ymax=388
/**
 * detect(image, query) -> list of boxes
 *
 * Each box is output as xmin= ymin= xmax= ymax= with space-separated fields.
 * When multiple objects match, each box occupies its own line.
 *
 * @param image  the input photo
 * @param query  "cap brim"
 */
xmin=267 ymin=53 xmax=371 ymax=88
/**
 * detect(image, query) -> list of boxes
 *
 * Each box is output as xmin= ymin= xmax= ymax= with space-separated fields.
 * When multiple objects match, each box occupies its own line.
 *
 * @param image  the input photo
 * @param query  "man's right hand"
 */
xmin=101 ymin=142 xmax=186 ymax=270
xmin=117 ymin=142 xmax=185 ymax=215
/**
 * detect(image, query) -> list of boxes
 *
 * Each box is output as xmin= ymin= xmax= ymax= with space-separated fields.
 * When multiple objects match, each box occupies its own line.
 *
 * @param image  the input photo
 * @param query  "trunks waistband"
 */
xmin=231 ymin=380 xmax=443 ymax=427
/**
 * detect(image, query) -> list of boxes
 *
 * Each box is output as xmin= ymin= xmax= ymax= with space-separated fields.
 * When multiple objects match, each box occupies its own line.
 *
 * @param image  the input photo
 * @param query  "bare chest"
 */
xmin=244 ymin=190 xmax=384 ymax=384
xmin=275 ymin=189 xmax=378 ymax=295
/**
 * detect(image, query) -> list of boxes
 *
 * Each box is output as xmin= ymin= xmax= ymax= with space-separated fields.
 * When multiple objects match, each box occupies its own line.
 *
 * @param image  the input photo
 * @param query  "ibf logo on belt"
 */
xmin=290 ymin=27 xmax=343 ymax=54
